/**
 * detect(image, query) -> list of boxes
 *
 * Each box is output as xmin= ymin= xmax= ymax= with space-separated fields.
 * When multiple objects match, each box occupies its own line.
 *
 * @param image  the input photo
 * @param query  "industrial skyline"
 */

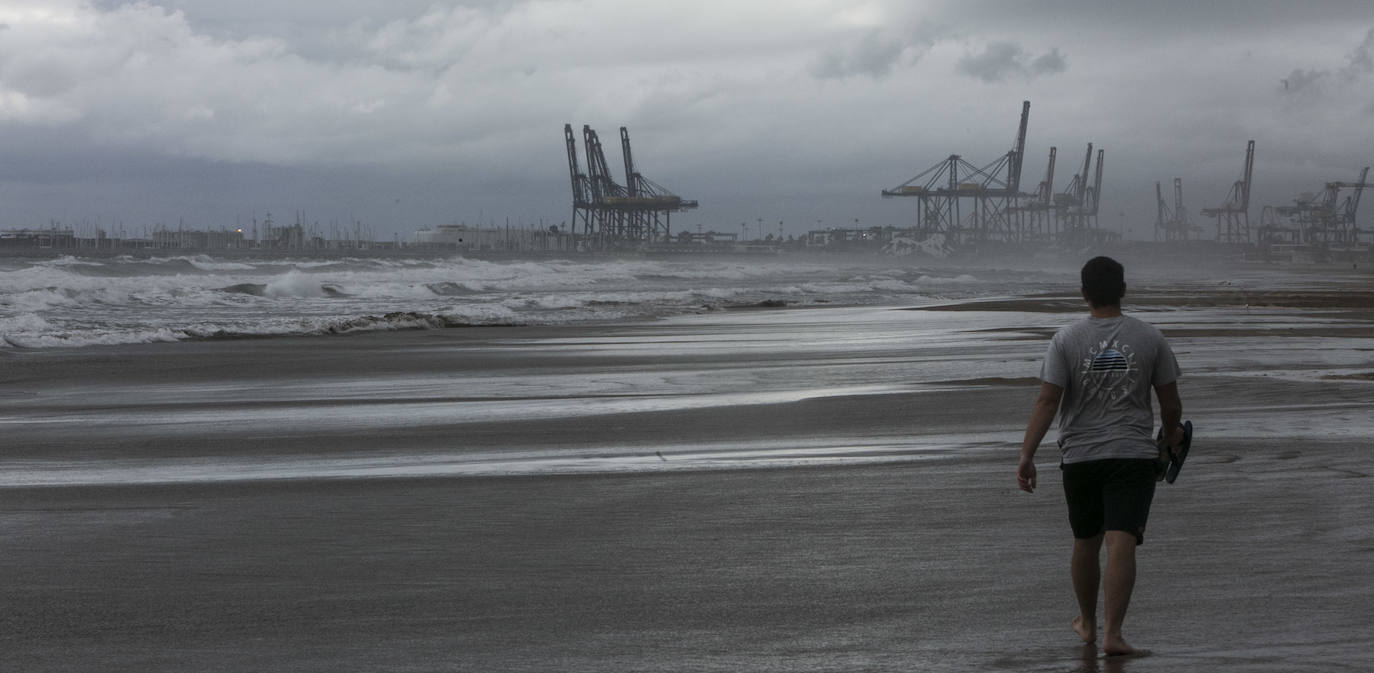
xmin=2 ymin=1 xmax=1373 ymax=239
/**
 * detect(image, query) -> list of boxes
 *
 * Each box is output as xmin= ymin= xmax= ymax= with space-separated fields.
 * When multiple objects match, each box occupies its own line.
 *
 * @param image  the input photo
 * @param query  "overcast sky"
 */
xmin=2 ymin=0 xmax=1373 ymax=240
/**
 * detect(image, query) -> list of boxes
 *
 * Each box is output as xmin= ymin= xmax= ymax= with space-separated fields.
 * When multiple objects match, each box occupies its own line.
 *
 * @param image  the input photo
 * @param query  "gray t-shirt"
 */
xmin=1040 ymin=314 xmax=1180 ymax=464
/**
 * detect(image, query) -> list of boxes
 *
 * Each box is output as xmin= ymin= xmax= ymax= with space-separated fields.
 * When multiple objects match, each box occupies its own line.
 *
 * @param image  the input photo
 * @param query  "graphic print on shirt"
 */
xmin=1079 ymin=338 xmax=1138 ymax=402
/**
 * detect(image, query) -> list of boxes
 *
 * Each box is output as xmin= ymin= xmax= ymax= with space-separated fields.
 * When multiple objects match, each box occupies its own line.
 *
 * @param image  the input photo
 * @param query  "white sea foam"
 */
xmin=0 ymin=255 xmax=992 ymax=348
xmin=40 ymin=255 xmax=105 ymax=267
xmin=917 ymin=273 xmax=980 ymax=284
xmin=185 ymin=256 xmax=256 ymax=271
xmin=263 ymin=270 xmax=325 ymax=298
xmin=0 ymin=313 xmax=56 ymax=341
xmin=4 ymin=327 xmax=185 ymax=349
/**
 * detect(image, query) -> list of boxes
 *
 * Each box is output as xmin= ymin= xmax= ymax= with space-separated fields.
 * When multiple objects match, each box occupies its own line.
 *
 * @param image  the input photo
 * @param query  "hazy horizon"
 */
xmin=3 ymin=1 xmax=1373 ymax=240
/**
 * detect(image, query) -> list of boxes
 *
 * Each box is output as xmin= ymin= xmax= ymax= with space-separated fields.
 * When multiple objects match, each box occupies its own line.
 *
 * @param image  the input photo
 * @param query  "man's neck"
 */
xmin=1090 ymin=305 xmax=1123 ymax=319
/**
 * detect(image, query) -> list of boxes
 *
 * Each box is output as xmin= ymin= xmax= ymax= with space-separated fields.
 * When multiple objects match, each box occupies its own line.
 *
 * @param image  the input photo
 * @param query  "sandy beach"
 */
xmin=3 ymin=270 xmax=1373 ymax=672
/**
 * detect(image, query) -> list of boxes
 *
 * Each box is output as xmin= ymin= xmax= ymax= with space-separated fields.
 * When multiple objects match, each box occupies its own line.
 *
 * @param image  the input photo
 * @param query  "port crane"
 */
xmin=1011 ymin=147 xmax=1057 ymax=241
xmin=564 ymin=124 xmax=697 ymax=246
xmin=1155 ymin=178 xmax=1196 ymax=241
xmin=1201 ymin=140 xmax=1255 ymax=244
xmin=882 ymin=101 xmax=1030 ymax=246
xmin=1054 ymin=145 xmax=1110 ymax=243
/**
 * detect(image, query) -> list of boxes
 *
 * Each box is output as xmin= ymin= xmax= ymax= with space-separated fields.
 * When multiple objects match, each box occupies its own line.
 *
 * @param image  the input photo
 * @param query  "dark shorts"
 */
xmin=1061 ymin=458 xmax=1158 ymax=545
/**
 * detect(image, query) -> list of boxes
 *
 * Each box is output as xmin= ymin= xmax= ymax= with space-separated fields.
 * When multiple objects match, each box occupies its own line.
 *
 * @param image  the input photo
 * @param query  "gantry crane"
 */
xmin=1050 ymin=145 xmax=1113 ymax=244
xmin=1010 ymin=146 xmax=1057 ymax=240
xmin=1340 ymin=166 xmax=1371 ymax=245
xmin=1086 ymin=148 xmax=1105 ymax=228
xmin=565 ymin=124 xmax=595 ymax=236
xmin=1319 ymin=166 xmax=1368 ymax=245
xmin=564 ymin=123 xmax=697 ymax=246
xmin=618 ymin=127 xmax=698 ymax=240
xmin=1054 ymin=144 xmax=1093 ymax=231
xmin=1201 ymin=140 xmax=1255 ymax=244
xmin=1155 ymin=178 xmax=1196 ymax=241
xmin=1270 ymin=166 xmax=1369 ymax=246
xmin=882 ymin=101 xmax=1030 ymax=246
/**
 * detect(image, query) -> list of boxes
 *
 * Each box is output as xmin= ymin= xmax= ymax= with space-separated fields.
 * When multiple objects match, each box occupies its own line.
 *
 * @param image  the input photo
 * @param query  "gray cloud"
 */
xmin=956 ymin=41 xmax=1021 ymax=82
xmin=925 ymin=0 xmax=1374 ymax=44
xmin=1281 ymin=27 xmax=1374 ymax=93
xmin=1344 ymin=27 xmax=1374 ymax=74
xmin=956 ymin=42 xmax=1067 ymax=82
xmin=1031 ymin=48 xmax=1067 ymax=76
xmin=1281 ymin=68 xmax=1327 ymax=93
xmin=3 ymin=1 xmax=1374 ymax=237
xmin=810 ymin=29 xmax=913 ymax=79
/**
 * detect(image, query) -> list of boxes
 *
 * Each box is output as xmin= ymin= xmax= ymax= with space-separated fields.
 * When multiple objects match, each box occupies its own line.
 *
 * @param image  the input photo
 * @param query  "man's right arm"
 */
xmin=1018 ymin=382 xmax=1063 ymax=493
xmin=1153 ymin=381 xmax=1184 ymax=446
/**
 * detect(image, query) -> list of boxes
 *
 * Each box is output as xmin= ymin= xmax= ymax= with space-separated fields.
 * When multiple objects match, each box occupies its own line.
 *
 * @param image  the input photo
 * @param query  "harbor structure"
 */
xmin=1155 ymin=177 xmax=1199 ymax=241
xmin=1258 ymin=166 xmax=1369 ymax=247
xmin=565 ymin=124 xmax=698 ymax=247
xmin=882 ymin=101 xmax=1031 ymax=246
xmin=1201 ymin=140 xmax=1256 ymax=244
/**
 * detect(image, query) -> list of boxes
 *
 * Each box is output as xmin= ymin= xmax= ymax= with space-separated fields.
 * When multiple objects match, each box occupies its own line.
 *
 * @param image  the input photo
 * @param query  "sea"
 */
xmin=3 ymin=250 xmax=1371 ymax=487
xmin=0 ymin=253 xmax=1070 ymax=349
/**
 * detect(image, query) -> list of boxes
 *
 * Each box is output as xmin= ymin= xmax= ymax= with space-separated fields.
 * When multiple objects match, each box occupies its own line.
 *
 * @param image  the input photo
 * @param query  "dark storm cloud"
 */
xmin=955 ymin=42 xmax=1067 ymax=82
xmin=4 ymin=1 xmax=1374 ymax=237
xmin=925 ymin=0 xmax=1374 ymax=40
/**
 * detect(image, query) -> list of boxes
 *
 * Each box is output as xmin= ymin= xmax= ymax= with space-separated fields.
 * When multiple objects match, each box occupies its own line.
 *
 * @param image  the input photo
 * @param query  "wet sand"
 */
xmin=4 ymin=438 xmax=1372 ymax=672
xmin=3 ymin=282 xmax=1373 ymax=671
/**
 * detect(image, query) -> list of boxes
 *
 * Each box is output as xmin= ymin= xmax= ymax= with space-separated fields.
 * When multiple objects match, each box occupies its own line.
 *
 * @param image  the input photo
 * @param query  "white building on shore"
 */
xmin=413 ymin=224 xmax=502 ymax=250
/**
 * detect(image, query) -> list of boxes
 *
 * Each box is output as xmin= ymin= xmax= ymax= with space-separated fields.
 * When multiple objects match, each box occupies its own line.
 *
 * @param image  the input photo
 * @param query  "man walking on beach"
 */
xmin=1017 ymin=256 xmax=1184 ymax=656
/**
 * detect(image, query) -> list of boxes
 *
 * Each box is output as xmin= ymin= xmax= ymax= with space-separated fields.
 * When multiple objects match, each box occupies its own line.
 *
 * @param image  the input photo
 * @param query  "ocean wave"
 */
xmin=264 ymin=270 xmax=328 ymax=298
xmin=424 ymin=281 xmax=476 ymax=296
xmin=219 ymin=283 xmax=267 ymax=297
xmin=0 ymin=254 xmax=1010 ymax=349
xmin=916 ymin=273 xmax=981 ymax=284
xmin=186 ymin=256 xmax=257 ymax=272
xmin=0 ymin=312 xmax=57 ymax=337
xmin=3 ymin=327 xmax=185 ymax=349
xmin=0 ymin=309 xmax=528 ymax=349
xmin=41 ymin=255 xmax=107 ymax=267
xmin=181 ymin=311 xmax=491 ymax=339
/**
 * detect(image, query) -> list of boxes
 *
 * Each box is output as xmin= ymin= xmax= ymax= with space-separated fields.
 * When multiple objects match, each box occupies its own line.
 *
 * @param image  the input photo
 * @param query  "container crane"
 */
xmin=1013 ymin=146 xmax=1056 ymax=240
xmin=1270 ymin=165 xmax=1367 ymax=246
xmin=562 ymin=123 xmax=697 ymax=246
xmin=882 ymin=101 xmax=1030 ymax=246
xmin=1054 ymin=143 xmax=1093 ymax=233
xmin=1155 ymin=178 xmax=1196 ymax=241
xmin=1201 ymin=140 xmax=1255 ymax=244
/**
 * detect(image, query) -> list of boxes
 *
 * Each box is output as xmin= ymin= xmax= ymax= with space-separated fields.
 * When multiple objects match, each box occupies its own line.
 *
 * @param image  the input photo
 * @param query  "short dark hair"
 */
xmin=1081 ymin=256 xmax=1125 ymax=307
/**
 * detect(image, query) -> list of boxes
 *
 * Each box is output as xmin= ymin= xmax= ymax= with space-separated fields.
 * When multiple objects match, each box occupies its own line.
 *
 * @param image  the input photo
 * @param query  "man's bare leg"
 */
xmin=1102 ymin=530 xmax=1139 ymax=656
xmin=1071 ymin=533 xmax=1103 ymax=644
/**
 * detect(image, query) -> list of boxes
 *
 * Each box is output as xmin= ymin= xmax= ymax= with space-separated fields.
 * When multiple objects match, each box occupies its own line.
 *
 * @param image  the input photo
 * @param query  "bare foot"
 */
xmin=1072 ymin=615 xmax=1096 ymax=644
xmin=1102 ymin=634 xmax=1136 ymax=657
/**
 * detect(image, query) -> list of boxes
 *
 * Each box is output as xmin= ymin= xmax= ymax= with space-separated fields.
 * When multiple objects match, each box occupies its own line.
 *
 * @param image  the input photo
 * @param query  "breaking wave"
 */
xmin=0 ymin=254 xmax=1018 ymax=349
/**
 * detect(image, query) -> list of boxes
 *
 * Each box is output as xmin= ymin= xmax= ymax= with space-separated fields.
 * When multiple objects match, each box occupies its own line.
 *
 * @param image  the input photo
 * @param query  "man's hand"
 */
xmin=1163 ymin=423 xmax=1185 ymax=451
xmin=1019 ymin=381 xmax=1061 ymax=494
xmin=1017 ymin=456 xmax=1037 ymax=493
xmin=1154 ymin=382 xmax=1183 ymax=453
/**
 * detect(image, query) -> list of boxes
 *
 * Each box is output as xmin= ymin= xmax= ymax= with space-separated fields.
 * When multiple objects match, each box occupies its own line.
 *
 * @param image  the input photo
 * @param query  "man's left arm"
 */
xmin=1154 ymin=381 xmax=1184 ymax=447
xmin=1153 ymin=333 xmax=1184 ymax=447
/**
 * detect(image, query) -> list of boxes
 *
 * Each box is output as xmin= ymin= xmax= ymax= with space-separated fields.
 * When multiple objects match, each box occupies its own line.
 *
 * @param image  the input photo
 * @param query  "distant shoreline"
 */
xmin=2 ymin=238 xmax=1370 ymax=273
